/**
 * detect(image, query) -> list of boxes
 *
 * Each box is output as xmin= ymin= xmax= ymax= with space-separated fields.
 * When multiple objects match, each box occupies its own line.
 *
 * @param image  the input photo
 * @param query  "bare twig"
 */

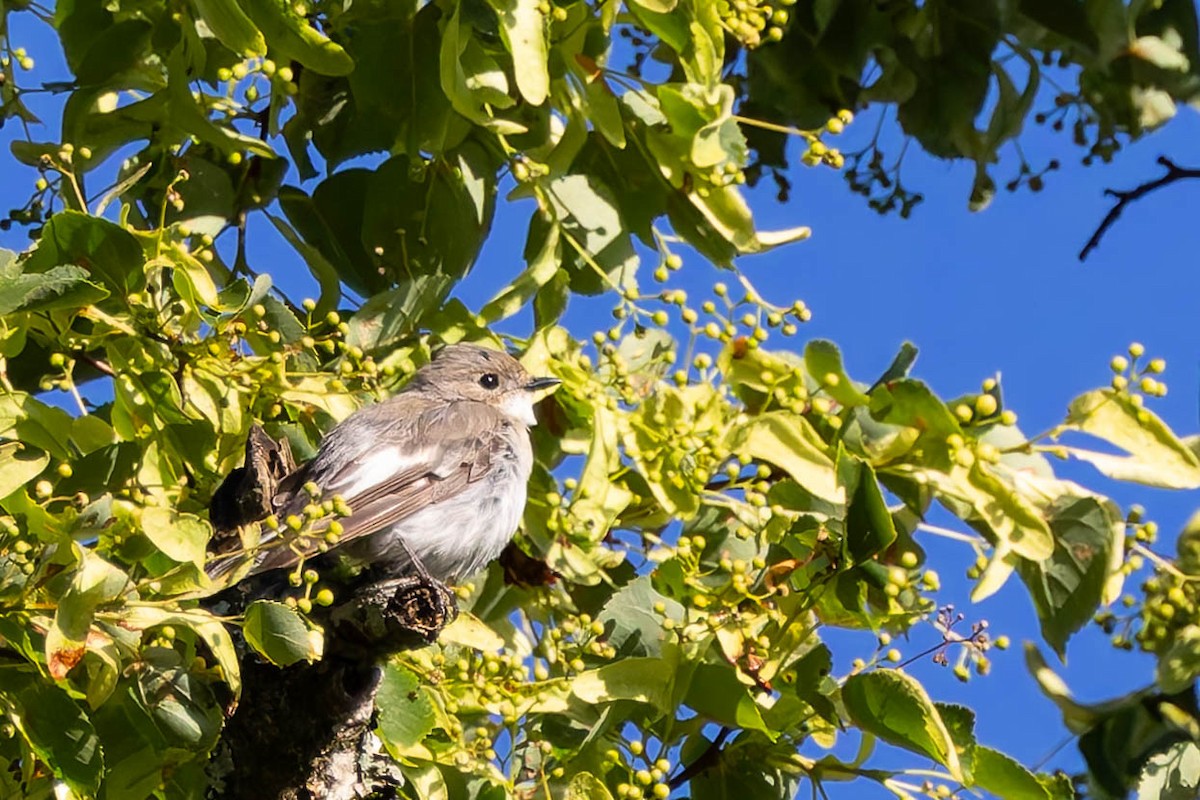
xmin=1080 ymin=156 xmax=1200 ymax=261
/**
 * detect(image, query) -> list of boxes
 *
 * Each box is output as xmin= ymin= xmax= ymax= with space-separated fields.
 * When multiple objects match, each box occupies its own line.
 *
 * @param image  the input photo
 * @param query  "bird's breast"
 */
xmin=350 ymin=431 xmax=533 ymax=582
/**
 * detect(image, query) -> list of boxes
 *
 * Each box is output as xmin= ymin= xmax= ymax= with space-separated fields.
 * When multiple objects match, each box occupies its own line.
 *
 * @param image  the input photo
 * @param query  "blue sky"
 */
xmin=4 ymin=10 xmax=1200 ymax=795
xmin=467 ymin=106 xmax=1200 ymax=789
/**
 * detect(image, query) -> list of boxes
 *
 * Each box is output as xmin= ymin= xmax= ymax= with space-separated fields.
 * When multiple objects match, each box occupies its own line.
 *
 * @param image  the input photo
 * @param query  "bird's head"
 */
xmin=411 ymin=343 xmax=561 ymax=426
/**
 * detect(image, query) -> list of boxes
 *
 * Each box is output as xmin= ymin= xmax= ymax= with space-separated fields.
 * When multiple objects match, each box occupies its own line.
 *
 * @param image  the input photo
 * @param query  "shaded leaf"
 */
xmin=842 ymin=669 xmax=962 ymax=781
xmin=2 ymin=673 xmax=104 ymax=794
xmin=376 ymin=663 xmax=436 ymax=753
xmin=684 ymin=663 xmax=774 ymax=738
xmin=243 ymin=600 xmax=323 ymax=666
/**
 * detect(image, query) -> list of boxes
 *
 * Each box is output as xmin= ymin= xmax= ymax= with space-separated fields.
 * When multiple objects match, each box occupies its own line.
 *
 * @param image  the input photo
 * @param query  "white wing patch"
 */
xmin=338 ymin=446 xmax=430 ymax=497
xmin=500 ymin=393 xmax=537 ymax=427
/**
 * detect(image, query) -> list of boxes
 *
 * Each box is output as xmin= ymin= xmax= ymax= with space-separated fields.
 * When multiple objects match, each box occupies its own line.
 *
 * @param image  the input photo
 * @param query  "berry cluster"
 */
xmin=716 ymin=0 xmax=795 ymax=49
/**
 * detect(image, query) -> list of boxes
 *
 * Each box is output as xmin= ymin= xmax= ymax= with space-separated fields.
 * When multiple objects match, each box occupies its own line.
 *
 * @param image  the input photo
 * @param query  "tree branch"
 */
xmin=206 ymin=427 xmax=456 ymax=798
xmin=1079 ymin=156 xmax=1200 ymax=261
xmin=669 ymin=726 xmax=732 ymax=789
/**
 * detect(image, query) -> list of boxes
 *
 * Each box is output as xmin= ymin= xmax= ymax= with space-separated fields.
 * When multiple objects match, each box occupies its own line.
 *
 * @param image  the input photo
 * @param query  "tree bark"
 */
xmin=205 ymin=427 xmax=455 ymax=799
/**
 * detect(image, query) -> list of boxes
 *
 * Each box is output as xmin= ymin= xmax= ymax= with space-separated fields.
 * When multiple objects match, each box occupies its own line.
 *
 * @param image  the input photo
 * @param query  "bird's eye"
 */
xmin=479 ymin=373 xmax=500 ymax=390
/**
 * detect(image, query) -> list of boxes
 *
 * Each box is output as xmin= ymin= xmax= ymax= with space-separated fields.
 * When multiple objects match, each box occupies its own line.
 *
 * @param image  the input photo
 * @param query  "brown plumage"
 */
xmin=208 ymin=344 xmax=559 ymax=583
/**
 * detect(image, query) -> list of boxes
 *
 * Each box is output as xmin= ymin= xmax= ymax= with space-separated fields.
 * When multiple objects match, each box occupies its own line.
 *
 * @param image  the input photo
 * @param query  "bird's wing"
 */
xmin=235 ymin=401 xmax=508 ymax=575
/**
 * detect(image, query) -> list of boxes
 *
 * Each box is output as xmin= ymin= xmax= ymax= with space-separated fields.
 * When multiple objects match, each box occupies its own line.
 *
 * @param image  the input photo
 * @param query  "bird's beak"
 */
xmin=525 ymin=376 xmax=562 ymax=392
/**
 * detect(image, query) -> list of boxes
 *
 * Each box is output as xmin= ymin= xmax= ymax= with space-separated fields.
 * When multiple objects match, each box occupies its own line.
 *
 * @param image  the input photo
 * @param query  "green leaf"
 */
xmin=0 ymin=442 xmax=48 ymax=500
xmin=242 ymin=600 xmax=323 ymax=666
xmin=242 ymin=0 xmax=354 ymax=75
xmin=842 ymin=670 xmax=963 ymax=781
xmin=376 ymin=664 xmax=436 ymax=753
xmin=141 ymin=507 xmax=211 ymax=567
xmin=134 ymin=649 xmax=223 ymax=748
xmin=966 ymin=461 xmax=1055 ymax=561
xmin=726 ymin=411 xmax=840 ymax=504
xmin=265 ymin=210 xmax=341 ymax=317
xmin=534 ymin=269 xmax=570 ymax=329
xmin=0 ymin=392 xmax=74 ymax=459
xmin=718 ymin=341 xmax=808 ymax=412
xmin=683 ymin=664 xmax=774 ymax=738
xmin=869 ymin=341 xmax=920 ymax=391
xmin=841 ymin=407 xmax=920 ymax=465
xmin=7 ymin=675 xmax=104 ymax=794
xmin=566 ymin=772 xmax=615 ymax=800
xmin=24 ymin=210 xmax=146 ymax=296
xmin=480 ymin=224 xmax=561 ymax=324
xmin=440 ymin=5 xmax=516 ymax=124
xmin=597 ymin=575 xmax=684 ymax=658
xmin=53 ymin=548 xmax=130 ymax=643
xmin=439 ymin=612 xmax=505 ymax=651
xmin=899 ymin=460 xmax=1054 ymax=563
xmin=1015 ymin=493 xmax=1123 ymax=658
xmin=345 ymin=277 xmax=458 ymax=355
xmin=571 ymin=657 xmax=673 ymax=712
xmin=192 ymin=0 xmax=267 ymax=57
xmin=973 ymin=746 xmax=1054 ymax=799
xmin=120 ymin=606 xmax=242 ymax=699
xmin=164 ymin=47 xmax=276 ymax=159
xmin=805 ymin=340 xmax=869 ymax=406
xmin=545 ymin=173 xmax=638 ymax=295
xmin=0 ymin=259 xmax=108 ymax=315
xmin=629 ymin=0 xmax=677 ymax=14
xmin=870 ymin=378 xmax=962 ymax=471
xmin=837 ymin=448 xmax=898 ymax=564
xmin=487 ymin=0 xmax=550 ymax=105
xmin=1066 ymin=389 xmax=1200 ymax=489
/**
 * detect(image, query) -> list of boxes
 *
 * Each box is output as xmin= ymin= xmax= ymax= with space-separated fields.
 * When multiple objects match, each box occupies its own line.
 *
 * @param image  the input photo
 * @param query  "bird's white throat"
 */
xmin=500 ymin=393 xmax=538 ymax=427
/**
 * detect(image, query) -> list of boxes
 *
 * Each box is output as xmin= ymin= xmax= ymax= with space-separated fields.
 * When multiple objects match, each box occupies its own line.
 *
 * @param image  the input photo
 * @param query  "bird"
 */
xmin=207 ymin=343 xmax=560 ymax=585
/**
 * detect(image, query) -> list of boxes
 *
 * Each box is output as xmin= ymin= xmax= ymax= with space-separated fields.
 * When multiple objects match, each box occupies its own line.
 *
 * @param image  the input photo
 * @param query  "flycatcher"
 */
xmin=209 ymin=344 xmax=560 ymax=583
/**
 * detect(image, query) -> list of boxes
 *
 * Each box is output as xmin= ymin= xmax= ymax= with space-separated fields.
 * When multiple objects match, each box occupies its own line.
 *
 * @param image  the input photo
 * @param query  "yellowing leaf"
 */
xmin=193 ymin=0 xmax=267 ymax=57
xmin=727 ymin=412 xmax=840 ymax=504
xmin=1066 ymin=389 xmax=1200 ymax=489
xmin=1129 ymin=35 xmax=1190 ymax=71
xmin=488 ymin=0 xmax=549 ymax=105
xmin=439 ymin=613 xmax=505 ymax=652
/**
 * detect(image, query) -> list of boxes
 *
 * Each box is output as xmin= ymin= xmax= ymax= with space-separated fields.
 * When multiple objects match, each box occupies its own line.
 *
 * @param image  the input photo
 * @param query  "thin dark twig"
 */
xmin=1080 ymin=156 xmax=1200 ymax=261
xmin=1032 ymin=733 xmax=1076 ymax=772
xmin=668 ymin=726 xmax=732 ymax=789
